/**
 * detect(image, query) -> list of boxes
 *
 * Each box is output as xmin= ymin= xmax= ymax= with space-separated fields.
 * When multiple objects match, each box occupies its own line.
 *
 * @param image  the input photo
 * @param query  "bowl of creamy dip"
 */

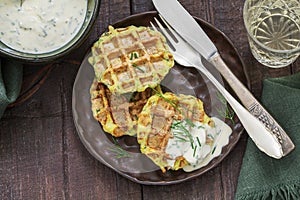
xmin=0 ymin=0 xmax=100 ymax=63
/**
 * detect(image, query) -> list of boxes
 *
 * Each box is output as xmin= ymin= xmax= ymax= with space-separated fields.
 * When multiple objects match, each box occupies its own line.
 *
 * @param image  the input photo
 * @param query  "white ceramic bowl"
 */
xmin=0 ymin=0 xmax=100 ymax=63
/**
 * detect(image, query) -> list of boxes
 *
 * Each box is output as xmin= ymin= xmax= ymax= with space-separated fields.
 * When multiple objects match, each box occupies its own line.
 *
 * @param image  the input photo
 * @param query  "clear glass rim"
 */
xmin=243 ymin=0 xmax=300 ymax=54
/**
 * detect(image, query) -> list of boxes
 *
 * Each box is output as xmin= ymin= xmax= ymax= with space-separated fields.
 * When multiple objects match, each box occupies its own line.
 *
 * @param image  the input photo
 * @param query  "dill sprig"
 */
xmin=171 ymin=120 xmax=195 ymax=149
xmin=193 ymin=145 xmax=198 ymax=157
xmin=151 ymin=88 xmax=180 ymax=112
xmin=151 ymin=89 xmax=197 ymax=119
xmin=196 ymin=137 xmax=201 ymax=147
xmin=151 ymin=88 xmax=209 ymax=157
xmin=174 ymin=135 xmax=189 ymax=142
xmin=152 ymin=88 xmax=195 ymax=145
xmin=129 ymin=52 xmax=139 ymax=60
xmin=20 ymin=0 xmax=25 ymax=7
xmin=216 ymin=92 xmax=235 ymax=124
xmin=211 ymin=146 xmax=216 ymax=155
xmin=110 ymin=137 xmax=130 ymax=159
xmin=132 ymin=63 xmax=145 ymax=73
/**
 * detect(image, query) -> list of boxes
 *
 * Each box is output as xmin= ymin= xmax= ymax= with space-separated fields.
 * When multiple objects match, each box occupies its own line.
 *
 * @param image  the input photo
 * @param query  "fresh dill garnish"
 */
xmin=151 ymin=88 xmax=201 ymax=150
xmin=110 ymin=137 xmax=130 ymax=159
xmin=133 ymin=114 xmax=139 ymax=121
xmin=216 ymin=92 xmax=235 ymax=124
xmin=151 ymin=89 xmax=198 ymax=122
xmin=171 ymin=121 xmax=182 ymax=128
xmin=185 ymin=118 xmax=195 ymax=127
xmin=198 ymin=125 xmax=205 ymax=129
xmin=217 ymin=91 xmax=227 ymax=105
xmin=211 ymin=146 xmax=216 ymax=154
xmin=110 ymin=146 xmax=130 ymax=159
xmin=196 ymin=137 xmax=201 ymax=147
xmin=173 ymin=135 xmax=189 ymax=142
xmin=151 ymin=88 xmax=179 ymax=111
xmin=171 ymin=120 xmax=195 ymax=149
xmin=132 ymin=63 xmax=145 ymax=73
xmin=193 ymin=145 xmax=198 ymax=157
xmin=20 ymin=0 xmax=25 ymax=7
xmin=136 ymin=66 xmax=145 ymax=72
xmin=150 ymin=88 xmax=220 ymax=158
xmin=129 ymin=52 xmax=139 ymax=60
xmin=207 ymin=133 xmax=214 ymax=140
xmin=133 ymin=52 xmax=138 ymax=58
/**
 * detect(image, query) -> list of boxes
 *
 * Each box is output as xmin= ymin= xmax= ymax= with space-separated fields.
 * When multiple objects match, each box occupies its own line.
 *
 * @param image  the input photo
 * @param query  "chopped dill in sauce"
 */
xmin=0 ymin=0 xmax=87 ymax=54
xmin=149 ymin=89 xmax=233 ymax=172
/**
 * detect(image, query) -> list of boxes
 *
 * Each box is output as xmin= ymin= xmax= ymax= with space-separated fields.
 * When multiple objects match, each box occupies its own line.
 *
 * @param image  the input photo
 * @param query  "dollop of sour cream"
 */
xmin=0 ymin=0 xmax=87 ymax=54
xmin=166 ymin=117 xmax=232 ymax=172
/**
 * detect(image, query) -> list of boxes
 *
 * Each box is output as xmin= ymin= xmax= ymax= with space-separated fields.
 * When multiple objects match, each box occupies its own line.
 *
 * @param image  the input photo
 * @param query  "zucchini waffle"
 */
xmin=90 ymin=79 xmax=161 ymax=137
xmin=88 ymin=25 xmax=174 ymax=94
xmin=137 ymin=92 xmax=213 ymax=172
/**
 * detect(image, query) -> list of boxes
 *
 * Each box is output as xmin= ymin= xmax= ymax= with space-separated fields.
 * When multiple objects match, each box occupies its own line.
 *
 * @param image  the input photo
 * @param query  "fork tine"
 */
xmin=152 ymin=17 xmax=169 ymax=38
xmin=150 ymin=21 xmax=158 ymax=32
xmin=158 ymin=14 xmax=181 ymax=42
xmin=151 ymin=17 xmax=177 ymax=46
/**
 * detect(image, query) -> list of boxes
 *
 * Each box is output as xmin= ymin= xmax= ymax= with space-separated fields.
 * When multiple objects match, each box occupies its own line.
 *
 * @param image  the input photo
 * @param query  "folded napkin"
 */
xmin=235 ymin=72 xmax=300 ymax=200
xmin=0 ymin=58 xmax=23 ymax=118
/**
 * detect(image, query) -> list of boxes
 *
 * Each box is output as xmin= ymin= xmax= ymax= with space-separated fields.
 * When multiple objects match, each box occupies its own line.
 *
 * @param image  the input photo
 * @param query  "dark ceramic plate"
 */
xmin=72 ymin=11 xmax=246 ymax=185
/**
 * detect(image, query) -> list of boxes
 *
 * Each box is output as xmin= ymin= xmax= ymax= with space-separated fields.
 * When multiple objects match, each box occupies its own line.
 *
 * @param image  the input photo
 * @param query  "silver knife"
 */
xmin=152 ymin=0 xmax=295 ymax=157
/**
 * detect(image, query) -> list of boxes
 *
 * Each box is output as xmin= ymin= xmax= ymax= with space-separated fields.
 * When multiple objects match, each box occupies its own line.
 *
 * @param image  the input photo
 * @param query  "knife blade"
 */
xmin=152 ymin=0 xmax=295 ymax=157
xmin=152 ymin=0 xmax=217 ymax=60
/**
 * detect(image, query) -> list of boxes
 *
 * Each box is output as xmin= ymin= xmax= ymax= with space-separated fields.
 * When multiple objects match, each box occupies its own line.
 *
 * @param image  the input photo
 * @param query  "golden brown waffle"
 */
xmin=137 ymin=92 xmax=213 ymax=172
xmin=90 ymin=79 xmax=162 ymax=137
xmin=88 ymin=25 xmax=174 ymax=94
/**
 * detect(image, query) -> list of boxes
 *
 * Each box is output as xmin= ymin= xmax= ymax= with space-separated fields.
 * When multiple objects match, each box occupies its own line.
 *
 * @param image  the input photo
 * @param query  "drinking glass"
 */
xmin=243 ymin=0 xmax=300 ymax=68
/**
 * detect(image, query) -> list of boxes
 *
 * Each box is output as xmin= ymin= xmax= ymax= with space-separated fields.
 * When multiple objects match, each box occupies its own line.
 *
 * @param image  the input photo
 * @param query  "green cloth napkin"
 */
xmin=0 ymin=58 xmax=23 ymax=118
xmin=235 ymin=72 xmax=300 ymax=200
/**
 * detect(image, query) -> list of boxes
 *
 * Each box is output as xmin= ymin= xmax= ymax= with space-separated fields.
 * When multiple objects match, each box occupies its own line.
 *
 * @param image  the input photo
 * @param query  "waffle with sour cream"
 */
xmin=137 ymin=92 xmax=214 ymax=172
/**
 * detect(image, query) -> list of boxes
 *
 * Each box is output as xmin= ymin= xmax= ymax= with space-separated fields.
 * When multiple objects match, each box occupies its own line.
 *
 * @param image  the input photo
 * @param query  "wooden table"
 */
xmin=1 ymin=0 xmax=299 ymax=199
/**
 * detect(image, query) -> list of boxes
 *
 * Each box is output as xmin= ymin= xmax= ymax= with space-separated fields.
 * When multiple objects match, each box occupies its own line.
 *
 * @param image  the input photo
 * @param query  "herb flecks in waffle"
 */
xmin=88 ymin=25 xmax=174 ymax=94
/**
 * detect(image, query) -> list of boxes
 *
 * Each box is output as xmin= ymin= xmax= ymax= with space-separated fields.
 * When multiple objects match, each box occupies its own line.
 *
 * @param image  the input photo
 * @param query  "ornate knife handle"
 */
xmin=248 ymin=102 xmax=294 ymax=155
xmin=209 ymin=53 xmax=295 ymax=156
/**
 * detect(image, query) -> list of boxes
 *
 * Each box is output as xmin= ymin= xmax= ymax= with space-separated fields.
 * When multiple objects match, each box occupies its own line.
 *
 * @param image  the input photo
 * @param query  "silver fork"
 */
xmin=151 ymin=16 xmax=285 ymax=159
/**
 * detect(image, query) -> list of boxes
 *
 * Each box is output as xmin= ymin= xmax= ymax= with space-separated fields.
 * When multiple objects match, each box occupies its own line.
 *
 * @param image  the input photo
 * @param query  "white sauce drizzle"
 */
xmin=165 ymin=117 xmax=232 ymax=172
xmin=0 ymin=0 xmax=87 ymax=54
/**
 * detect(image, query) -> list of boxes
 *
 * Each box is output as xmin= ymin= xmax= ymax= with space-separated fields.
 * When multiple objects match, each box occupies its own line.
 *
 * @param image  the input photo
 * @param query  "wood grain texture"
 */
xmin=1 ymin=0 xmax=299 ymax=199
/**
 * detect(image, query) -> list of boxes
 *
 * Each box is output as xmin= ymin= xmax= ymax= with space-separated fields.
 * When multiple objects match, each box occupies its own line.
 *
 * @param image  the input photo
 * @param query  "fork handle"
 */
xmin=209 ymin=53 xmax=295 ymax=156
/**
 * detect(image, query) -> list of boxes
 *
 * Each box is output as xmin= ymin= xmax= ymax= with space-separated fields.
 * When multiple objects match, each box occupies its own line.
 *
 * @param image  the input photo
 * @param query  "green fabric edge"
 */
xmin=0 ymin=59 xmax=23 ymax=118
xmin=235 ymin=179 xmax=300 ymax=200
xmin=265 ymin=72 xmax=300 ymax=89
xmin=235 ymin=72 xmax=300 ymax=200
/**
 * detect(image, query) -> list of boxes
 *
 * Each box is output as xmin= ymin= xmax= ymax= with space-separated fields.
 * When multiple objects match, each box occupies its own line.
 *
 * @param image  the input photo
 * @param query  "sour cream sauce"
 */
xmin=0 ymin=0 xmax=87 ymax=54
xmin=166 ymin=117 xmax=232 ymax=172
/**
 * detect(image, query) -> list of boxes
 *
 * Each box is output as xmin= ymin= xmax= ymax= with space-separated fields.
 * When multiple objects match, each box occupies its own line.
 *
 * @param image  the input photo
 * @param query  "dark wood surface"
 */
xmin=1 ymin=0 xmax=299 ymax=199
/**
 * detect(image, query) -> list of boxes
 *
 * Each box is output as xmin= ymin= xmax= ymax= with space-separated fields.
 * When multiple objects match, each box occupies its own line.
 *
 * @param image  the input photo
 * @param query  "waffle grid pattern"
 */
xmin=137 ymin=92 xmax=212 ymax=172
xmin=90 ymin=79 xmax=161 ymax=137
xmin=89 ymin=26 xmax=174 ymax=94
